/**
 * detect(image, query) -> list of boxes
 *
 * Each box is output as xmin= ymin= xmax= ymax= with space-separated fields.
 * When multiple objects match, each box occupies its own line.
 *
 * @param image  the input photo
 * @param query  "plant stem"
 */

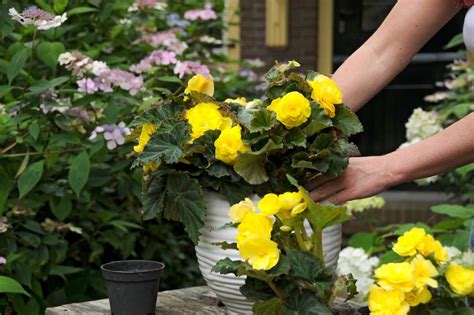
xmin=268 ymin=280 xmax=285 ymax=300
xmin=294 ymin=221 xmax=308 ymax=251
xmin=0 ymin=146 xmax=90 ymax=158
xmin=21 ymin=29 xmax=38 ymax=101
xmin=311 ymin=228 xmax=323 ymax=260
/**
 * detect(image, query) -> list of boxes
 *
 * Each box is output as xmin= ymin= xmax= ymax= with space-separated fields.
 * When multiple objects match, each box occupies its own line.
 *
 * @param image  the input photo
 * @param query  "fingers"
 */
xmin=309 ymin=177 xmax=345 ymax=202
xmin=306 ymin=174 xmax=332 ymax=191
xmin=321 ymin=189 xmax=354 ymax=205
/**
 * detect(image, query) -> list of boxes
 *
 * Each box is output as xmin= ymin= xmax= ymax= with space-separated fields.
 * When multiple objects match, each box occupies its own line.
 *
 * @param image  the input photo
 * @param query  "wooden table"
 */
xmin=45 ymin=285 xmax=366 ymax=314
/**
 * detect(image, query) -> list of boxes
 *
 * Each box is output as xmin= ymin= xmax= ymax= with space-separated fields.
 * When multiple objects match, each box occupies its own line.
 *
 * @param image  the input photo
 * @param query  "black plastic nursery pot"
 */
xmin=101 ymin=260 xmax=165 ymax=315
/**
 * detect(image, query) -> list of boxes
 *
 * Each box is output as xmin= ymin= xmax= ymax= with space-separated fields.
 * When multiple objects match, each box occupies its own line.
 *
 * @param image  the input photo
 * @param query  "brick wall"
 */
xmin=240 ymin=0 xmax=318 ymax=71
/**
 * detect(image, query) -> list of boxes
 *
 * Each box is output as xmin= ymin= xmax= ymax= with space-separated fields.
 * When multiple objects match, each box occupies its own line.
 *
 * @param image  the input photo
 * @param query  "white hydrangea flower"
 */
xmin=199 ymin=35 xmax=222 ymax=45
xmin=336 ymin=247 xmax=379 ymax=300
xmin=119 ymin=18 xmax=132 ymax=26
xmin=345 ymin=196 xmax=385 ymax=214
xmin=58 ymin=52 xmax=75 ymax=66
xmin=459 ymin=250 xmax=474 ymax=267
xmin=445 ymin=246 xmax=462 ymax=261
xmin=405 ymin=108 xmax=443 ymax=141
xmin=9 ymin=6 xmax=67 ymax=30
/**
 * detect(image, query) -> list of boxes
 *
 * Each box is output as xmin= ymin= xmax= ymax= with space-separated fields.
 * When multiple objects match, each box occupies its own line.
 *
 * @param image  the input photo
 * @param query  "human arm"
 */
xmin=331 ymin=0 xmax=460 ymax=112
xmin=310 ymin=113 xmax=474 ymax=204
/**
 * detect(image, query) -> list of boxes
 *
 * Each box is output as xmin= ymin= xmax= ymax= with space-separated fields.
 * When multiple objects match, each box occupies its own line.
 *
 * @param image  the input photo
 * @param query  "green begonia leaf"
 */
xmin=163 ymin=172 xmax=207 ymax=244
xmin=332 ymin=106 xmax=363 ymax=136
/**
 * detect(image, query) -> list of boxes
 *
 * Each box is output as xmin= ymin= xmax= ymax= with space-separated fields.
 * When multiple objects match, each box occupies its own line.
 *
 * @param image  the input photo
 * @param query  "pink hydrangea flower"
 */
xmin=130 ymin=50 xmax=177 ymax=74
xmin=0 ymin=256 xmax=6 ymax=265
xmin=135 ymin=30 xmax=188 ymax=54
xmin=184 ymin=4 xmax=217 ymax=21
xmin=9 ymin=6 xmax=67 ymax=30
xmin=173 ymin=61 xmax=210 ymax=79
xmin=77 ymin=78 xmax=98 ymax=94
xmin=89 ymin=122 xmax=131 ymax=150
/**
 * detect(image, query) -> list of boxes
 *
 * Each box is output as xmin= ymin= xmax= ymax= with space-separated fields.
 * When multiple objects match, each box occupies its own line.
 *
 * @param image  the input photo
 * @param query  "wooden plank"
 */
xmin=318 ymin=0 xmax=334 ymax=75
xmin=265 ymin=0 xmax=289 ymax=47
xmin=225 ymin=0 xmax=241 ymax=70
xmin=45 ymin=286 xmax=226 ymax=315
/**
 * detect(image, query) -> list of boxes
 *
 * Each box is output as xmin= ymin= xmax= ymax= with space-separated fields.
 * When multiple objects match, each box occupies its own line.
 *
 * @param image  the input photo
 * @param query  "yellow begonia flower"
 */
xmin=307 ymin=74 xmax=343 ymax=118
xmin=267 ymin=91 xmax=311 ymax=128
xmin=405 ymin=286 xmax=432 ymax=307
xmin=184 ymin=74 xmax=214 ymax=97
xmin=290 ymin=202 xmax=307 ymax=217
xmin=214 ymin=125 xmax=250 ymax=165
xmin=445 ymin=264 xmax=474 ymax=296
xmin=258 ymin=193 xmax=282 ymax=216
xmin=228 ymin=198 xmax=256 ymax=224
xmin=133 ymin=123 xmax=158 ymax=153
xmin=417 ymin=234 xmax=448 ymax=264
xmin=368 ymin=285 xmax=409 ymax=315
xmin=236 ymin=212 xmax=273 ymax=243
xmin=375 ymin=262 xmax=415 ymax=292
xmin=278 ymin=191 xmax=303 ymax=211
xmin=393 ymin=227 xmax=426 ymax=257
xmin=238 ymin=233 xmax=279 ymax=270
xmin=185 ymin=102 xmax=227 ymax=140
xmin=411 ymin=255 xmax=438 ymax=289
xmin=224 ymin=97 xmax=247 ymax=106
xmin=143 ymin=161 xmax=160 ymax=173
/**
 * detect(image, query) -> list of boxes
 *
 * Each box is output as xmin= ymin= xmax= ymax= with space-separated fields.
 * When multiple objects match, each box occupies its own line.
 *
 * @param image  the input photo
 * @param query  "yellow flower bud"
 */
xmin=143 ymin=161 xmax=160 ymax=173
xmin=405 ymin=286 xmax=432 ymax=307
xmin=280 ymin=225 xmax=292 ymax=232
xmin=307 ymin=74 xmax=343 ymax=118
xmin=224 ymin=97 xmax=247 ymax=106
xmin=214 ymin=125 xmax=249 ymax=165
xmin=133 ymin=123 xmax=157 ymax=153
xmin=267 ymin=91 xmax=311 ymax=128
xmin=290 ymin=202 xmax=307 ymax=217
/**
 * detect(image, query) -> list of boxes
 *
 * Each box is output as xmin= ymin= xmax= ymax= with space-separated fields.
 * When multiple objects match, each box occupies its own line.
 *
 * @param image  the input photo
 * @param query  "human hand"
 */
xmin=309 ymin=156 xmax=400 ymax=204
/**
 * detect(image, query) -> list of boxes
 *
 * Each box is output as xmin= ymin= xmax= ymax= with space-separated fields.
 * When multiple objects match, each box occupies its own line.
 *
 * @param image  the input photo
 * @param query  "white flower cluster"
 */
xmin=336 ymin=247 xmax=379 ymax=300
xmin=344 ymin=196 xmax=385 ymax=214
xmin=405 ymin=107 xmax=443 ymax=142
xmin=9 ymin=7 xmax=67 ymax=30
xmin=399 ymin=108 xmax=443 ymax=184
xmin=445 ymin=247 xmax=474 ymax=267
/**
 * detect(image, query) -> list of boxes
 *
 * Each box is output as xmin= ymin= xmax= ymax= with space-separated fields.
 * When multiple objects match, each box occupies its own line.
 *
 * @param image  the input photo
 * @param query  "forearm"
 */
xmin=331 ymin=0 xmax=460 ymax=112
xmin=386 ymin=113 xmax=474 ymax=184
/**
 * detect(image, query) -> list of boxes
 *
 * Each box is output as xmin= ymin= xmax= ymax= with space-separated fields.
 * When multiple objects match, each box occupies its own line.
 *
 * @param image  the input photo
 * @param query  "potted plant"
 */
xmin=131 ymin=60 xmax=363 ymax=312
xmin=213 ymin=177 xmax=358 ymax=314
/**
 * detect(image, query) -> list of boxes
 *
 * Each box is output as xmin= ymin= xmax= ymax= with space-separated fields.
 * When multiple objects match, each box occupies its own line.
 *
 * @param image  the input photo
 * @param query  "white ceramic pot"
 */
xmin=195 ymin=192 xmax=342 ymax=315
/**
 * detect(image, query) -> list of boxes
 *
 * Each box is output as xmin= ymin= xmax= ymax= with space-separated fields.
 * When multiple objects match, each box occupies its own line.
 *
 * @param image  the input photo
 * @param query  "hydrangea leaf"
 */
xmin=18 ymin=160 xmax=44 ymax=198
